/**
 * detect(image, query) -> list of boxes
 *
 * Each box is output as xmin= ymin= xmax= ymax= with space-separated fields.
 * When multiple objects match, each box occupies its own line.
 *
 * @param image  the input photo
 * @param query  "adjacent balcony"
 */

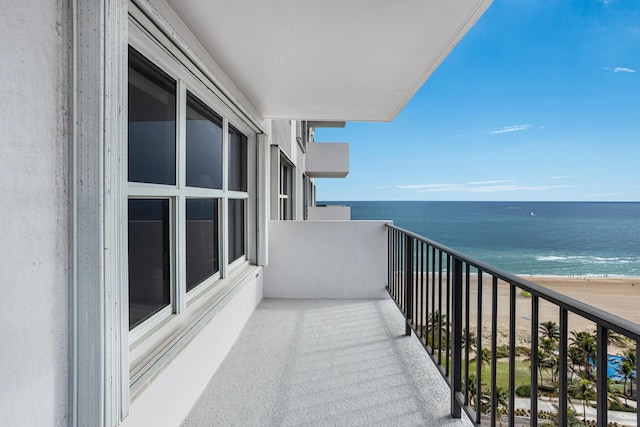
xmin=307 ymin=205 xmax=351 ymax=220
xmin=305 ymin=142 xmax=349 ymax=178
xmin=183 ymin=221 xmax=639 ymax=426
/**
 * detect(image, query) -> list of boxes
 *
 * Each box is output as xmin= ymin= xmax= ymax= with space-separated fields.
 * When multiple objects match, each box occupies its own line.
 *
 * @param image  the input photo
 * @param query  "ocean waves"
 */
xmin=535 ymin=255 xmax=640 ymax=265
xmin=343 ymin=200 xmax=640 ymax=276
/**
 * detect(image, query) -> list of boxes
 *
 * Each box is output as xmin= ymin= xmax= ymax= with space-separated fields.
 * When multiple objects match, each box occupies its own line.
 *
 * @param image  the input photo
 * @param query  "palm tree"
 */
xmin=540 ymin=320 xmax=560 ymax=342
xmin=467 ymin=372 xmax=478 ymax=408
xmin=618 ymin=359 xmax=635 ymax=399
xmin=618 ymin=349 xmax=637 ymax=396
xmin=493 ymin=386 xmax=509 ymax=427
xmin=567 ymin=346 xmax=584 ymax=380
xmin=569 ymin=330 xmax=597 ymax=379
xmin=427 ymin=310 xmax=448 ymax=349
xmin=525 ymin=347 xmax=548 ymax=384
xmin=621 ymin=349 xmax=637 ymax=398
xmin=462 ymin=328 xmax=477 ymax=353
xmin=543 ymin=351 xmax=560 ymax=384
xmin=568 ymin=378 xmax=596 ymax=423
xmin=551 ymin=404 xmax=585 ymax=427
xmin=480 ymin=348 xmax=491 ymax=367
xmin=606 ymin=329 xmax=629 ymax=348
xmin=607 ymin=378 xmax=626 ymax=408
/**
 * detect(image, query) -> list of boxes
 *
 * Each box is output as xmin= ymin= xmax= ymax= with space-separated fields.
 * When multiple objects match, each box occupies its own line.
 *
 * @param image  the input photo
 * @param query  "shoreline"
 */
xmin=519 ymin=274 xmax=640 ymax=279
xmin=462 ymin=275 xmax=640 ymax=346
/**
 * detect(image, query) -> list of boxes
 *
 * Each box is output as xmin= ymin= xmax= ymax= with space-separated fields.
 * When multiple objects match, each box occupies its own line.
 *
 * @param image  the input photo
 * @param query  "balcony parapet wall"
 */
xmin=264 ymin=220 xmax=390 ymax=298
xmin=305 ymin=142 xmax=349 ymax=178
xmin=307 ymin=205 xmax=351 ymax=220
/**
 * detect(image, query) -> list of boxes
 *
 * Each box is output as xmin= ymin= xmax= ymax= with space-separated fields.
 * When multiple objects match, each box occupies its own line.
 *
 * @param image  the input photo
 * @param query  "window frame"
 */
xmin=73 ymin=3 xmax=265 ymax=423
xmin=127 ymin=31 xmax=253 ymax=346
xmin=279 ymin=155 xmax=294 ymax=220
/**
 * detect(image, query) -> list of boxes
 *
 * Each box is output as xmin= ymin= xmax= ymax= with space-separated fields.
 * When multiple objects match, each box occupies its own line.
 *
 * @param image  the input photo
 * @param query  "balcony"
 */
xmin=183 ymin=298 xmax=474 ymax=426
xmin=307 ymin=205 xmax=351 ymax=220
xmin=305 ymin=142 xmax=349 ymax=178
xmin=184 ymin=222 xmax=639 ymax=426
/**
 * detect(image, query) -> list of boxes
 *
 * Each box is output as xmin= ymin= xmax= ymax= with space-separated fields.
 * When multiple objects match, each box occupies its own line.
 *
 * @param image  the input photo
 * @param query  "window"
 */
xmin=186 ymin=93 xmax=223 ymax=189
xmin=128 ymin=48 xmax=176 ymax=185
xmin=186 ymin=198 xmax=219 ymax=291
xmin=128 ymin=199 xmax=171 ymax=329
xmin=228 ymin=125 xmax=247 ymax=192
xmin=228 ymin=199 xmax=245 ymax=263
xmin=127 ymin=47 xmax=250 ymax=336
xmin=303 ymin=175 xmax=310 ymax=220
xmin=279 ymin=156 xmax=293 ymax=220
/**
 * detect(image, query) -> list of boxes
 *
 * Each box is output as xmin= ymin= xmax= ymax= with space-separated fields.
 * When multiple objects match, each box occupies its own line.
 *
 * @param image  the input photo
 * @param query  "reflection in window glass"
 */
xmin=186 ymin=93 xmax=223 ymax=189
xmin=128 ymin=47 xmax=176 ymax=185
xmin=228 ymin=199 xmax=245 ymax=262
xmin=228 ymin=125 xmax=247 ymax=192
xmin=128 ymin=199 xmax=171 ymax=330
xmin=186 ymin=199 xmax=219 ymax=291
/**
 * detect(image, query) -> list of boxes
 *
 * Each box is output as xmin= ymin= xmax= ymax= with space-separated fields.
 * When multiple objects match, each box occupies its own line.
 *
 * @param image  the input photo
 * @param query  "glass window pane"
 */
xmin=186 ymin=93 xmax=223 ymax=189
xmin=228 ymin=125 xmax=247 ymax=192
xmin=228 ymin=199 xmax=245 ymax=262
xmin=128 ymin=47 xmax=177 ymax=185
xmin=186 ymin=198 xmax=219 ymax=291
xmin=128 ymin=199 xmax=171 ymax=330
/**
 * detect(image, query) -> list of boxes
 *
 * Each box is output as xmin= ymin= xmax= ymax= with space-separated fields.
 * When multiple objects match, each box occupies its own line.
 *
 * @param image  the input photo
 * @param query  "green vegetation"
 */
xmin=418 ymin=311 xmax=638 ymax=423
xmin=516 ymin=384 xmax=530 ymax=397
xmin=465 ymin=358 xmax=531 ymax=391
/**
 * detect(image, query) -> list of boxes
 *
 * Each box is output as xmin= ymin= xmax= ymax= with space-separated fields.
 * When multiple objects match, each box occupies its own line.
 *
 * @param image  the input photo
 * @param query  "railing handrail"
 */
xmin=385 ymin=223 xmax=640 ymax=342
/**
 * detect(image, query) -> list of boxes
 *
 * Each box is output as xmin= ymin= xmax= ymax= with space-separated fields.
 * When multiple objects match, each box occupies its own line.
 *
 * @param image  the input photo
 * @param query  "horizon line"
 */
xmin=317 ymin=200 xmax=640 ymax=203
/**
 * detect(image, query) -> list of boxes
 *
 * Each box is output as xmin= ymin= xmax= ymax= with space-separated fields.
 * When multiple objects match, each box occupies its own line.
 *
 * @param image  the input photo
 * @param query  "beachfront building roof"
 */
xmin=0 ymin=0 xmax=497 ymax=425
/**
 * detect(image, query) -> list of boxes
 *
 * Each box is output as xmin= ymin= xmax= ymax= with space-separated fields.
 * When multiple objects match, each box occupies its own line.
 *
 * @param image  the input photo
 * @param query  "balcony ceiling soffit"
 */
xmin=166 ymin=0 xmax=492 ymax=122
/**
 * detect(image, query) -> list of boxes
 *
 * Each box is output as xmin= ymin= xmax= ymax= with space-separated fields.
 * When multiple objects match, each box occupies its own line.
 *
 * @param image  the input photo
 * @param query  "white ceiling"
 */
xmin=166 ymin=0 xmax=492 ymax=122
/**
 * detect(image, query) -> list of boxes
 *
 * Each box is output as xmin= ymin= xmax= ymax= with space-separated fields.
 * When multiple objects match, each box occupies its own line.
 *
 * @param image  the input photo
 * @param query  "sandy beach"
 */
xmin=471 ymin=275 xmax=640 ymax=346
xmin=405 ymin=274 xmax=640 ymax=346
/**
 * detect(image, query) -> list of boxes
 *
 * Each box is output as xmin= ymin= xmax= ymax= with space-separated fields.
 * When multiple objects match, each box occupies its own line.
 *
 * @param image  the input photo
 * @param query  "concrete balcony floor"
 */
xmin=182 ymin=298 xmax=473 ymax=427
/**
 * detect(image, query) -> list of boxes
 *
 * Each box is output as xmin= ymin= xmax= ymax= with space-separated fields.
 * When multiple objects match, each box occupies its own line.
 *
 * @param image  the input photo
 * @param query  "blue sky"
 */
xmin=314 ymin=0 xmax=640 ymax=202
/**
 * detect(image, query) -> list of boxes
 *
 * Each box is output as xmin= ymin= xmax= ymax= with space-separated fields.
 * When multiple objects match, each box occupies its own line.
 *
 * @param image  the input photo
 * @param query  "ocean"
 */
xmin=321 ymin=201 xmax=640 ymax=277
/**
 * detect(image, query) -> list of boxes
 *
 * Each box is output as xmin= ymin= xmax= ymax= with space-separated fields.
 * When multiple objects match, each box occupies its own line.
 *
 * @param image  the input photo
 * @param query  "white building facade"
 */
xmin=0 ymin=0 xmax=491 ymax=425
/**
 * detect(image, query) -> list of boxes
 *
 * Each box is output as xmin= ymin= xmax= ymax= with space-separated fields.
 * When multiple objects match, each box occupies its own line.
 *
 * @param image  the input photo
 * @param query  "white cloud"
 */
xmin=467 ymin=184 xmax=572 ymax=193
xmin=396 ymin=183 xmax=464 ymax=191
xmin=489 ymin=124 xmax=531 ymax=135
xmin=469 ymin=180 xmax=514 ymax=185
xmin=603 ymin=66 xmax=637 ymax=73
xmin=396 ymin=180 xmax=572 ymax=194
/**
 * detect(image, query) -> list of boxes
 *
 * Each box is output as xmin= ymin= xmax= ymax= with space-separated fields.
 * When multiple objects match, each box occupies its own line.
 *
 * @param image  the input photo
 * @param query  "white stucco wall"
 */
xmin=305 ymin=142 xmax=349 ymax=178
xmin=122 ymin=271 xmax=263 ymax=427
xmin=264 ymin=221 xmax=390 ymax=298
xmin=0 ymin=1 xmax=71 ymax=425
xmin=307 ymin=205 xmax=351 ymax=221
xmin=271 ymin=119 xmax=293 ymax=160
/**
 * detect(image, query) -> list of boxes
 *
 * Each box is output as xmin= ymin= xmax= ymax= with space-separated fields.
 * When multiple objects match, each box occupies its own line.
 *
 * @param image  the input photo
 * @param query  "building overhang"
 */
xmin=165 ymin=0 xmax=492 ymax=122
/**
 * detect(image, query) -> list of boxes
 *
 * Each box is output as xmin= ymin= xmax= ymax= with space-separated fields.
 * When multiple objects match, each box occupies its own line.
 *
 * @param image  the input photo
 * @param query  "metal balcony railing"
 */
xmin=387 ymin=224 xmax=640 ymax=426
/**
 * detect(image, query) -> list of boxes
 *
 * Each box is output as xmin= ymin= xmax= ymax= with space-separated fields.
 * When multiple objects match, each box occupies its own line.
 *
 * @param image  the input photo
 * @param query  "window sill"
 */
xmin=129 ymin=261 xmax=260 ymax=400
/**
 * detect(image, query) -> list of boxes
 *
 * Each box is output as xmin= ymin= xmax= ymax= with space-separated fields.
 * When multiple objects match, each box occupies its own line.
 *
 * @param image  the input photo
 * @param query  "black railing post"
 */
xmin=530 ymin=296 xmax=539 ymax=427
xmin=387 ymin=226 xmax=391 ymax=293
xmin=508 ymin=284 xmax=516 ymax=427
xmin=451 ymin=256 xmax=463 ymax=418
xmin=559 ymin=308 xmax=568 ymax=427
xmin=405 ymin=234 xmax=413 ymax=336
xmin=596 ymin=325 xmax=608 ymax=427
